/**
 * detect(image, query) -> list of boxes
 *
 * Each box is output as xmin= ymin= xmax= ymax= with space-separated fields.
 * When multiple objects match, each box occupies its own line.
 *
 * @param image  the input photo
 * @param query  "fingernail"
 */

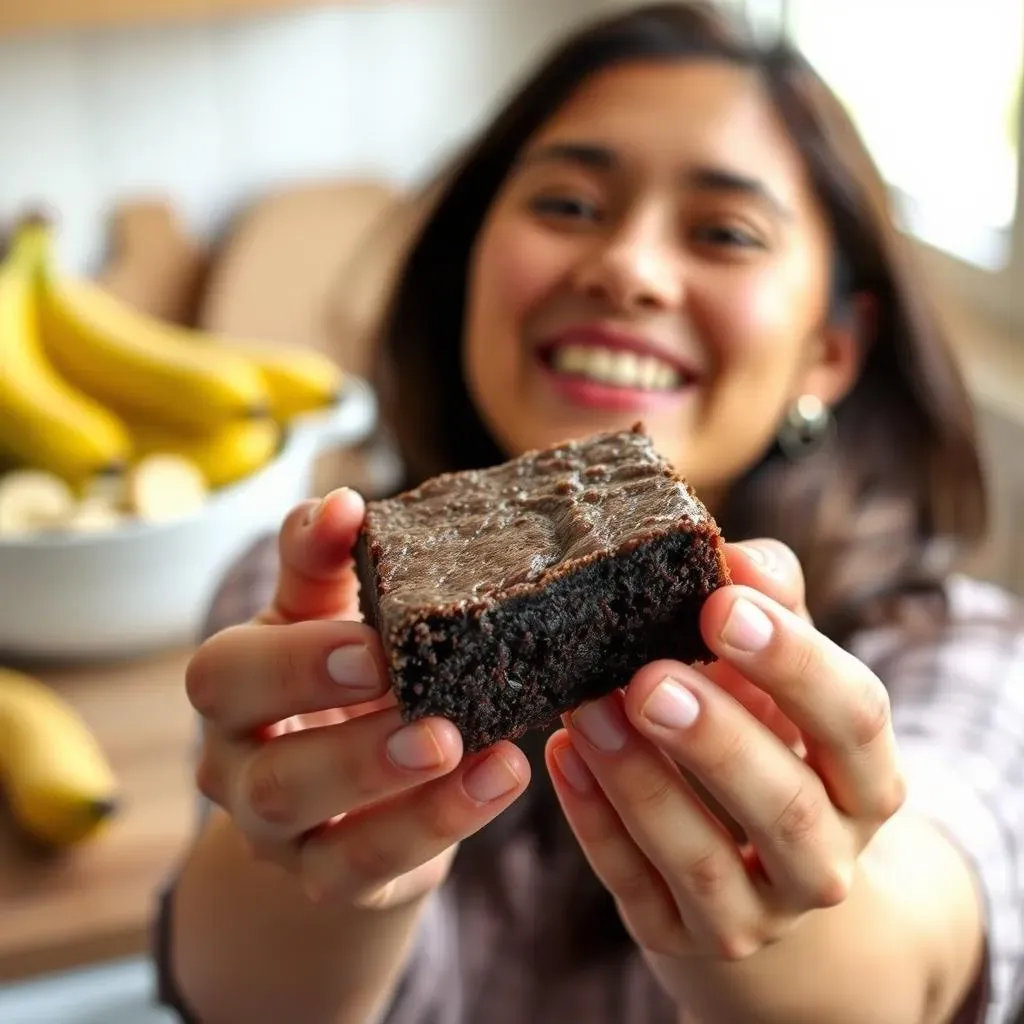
xmin=386 ymin=722 xmax=444 ymax=770
xmin=306 ymin=488 xmax=352 ymax=526
xmin=641 ymin=677 xmax=700 ymax=729
xmin=305 ymin=495 xmax=329 ymax=525
xmin=721 ymin=597 xmax=773 ymax=652
xmin=739 ymin=542 xmax=775 ymax=573
xmin=553 ymin=743 xmax=594 ymax=794
xmin=463 ymin=752 xmax=520 ymax=803
xmin=572 ymin=696 xmax=628 ymax=752
xmin=326 ymin=645 xmax=380 ymax=692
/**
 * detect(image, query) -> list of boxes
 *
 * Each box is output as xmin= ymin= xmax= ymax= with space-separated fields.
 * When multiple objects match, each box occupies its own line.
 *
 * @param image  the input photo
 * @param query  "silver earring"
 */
xmin=777 ymin=394 xmax=833 ymax=459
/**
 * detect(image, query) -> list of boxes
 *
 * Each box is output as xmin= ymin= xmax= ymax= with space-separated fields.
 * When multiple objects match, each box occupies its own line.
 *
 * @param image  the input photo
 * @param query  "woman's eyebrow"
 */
xmin=518 ymin=141 xmax=617 ymax=171
xmin=518 ymin=142 xmax=792 ymax=221
xmin=685 ymin=165 xmax=793 ymax=220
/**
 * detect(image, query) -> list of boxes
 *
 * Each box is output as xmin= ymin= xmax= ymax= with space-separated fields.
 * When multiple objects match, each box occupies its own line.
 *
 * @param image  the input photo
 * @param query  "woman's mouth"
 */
xmin=534 ymin=331 xmax=697 ymax=412
xmin=546 ymin=344 xmax=683 ymax=391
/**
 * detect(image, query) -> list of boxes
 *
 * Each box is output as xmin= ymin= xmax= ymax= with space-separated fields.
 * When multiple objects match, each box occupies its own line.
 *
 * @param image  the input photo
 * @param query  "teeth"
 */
xmin=654 ymin=364 xmax=678 ymax=389
xmin=638 ymin=357 xmax=660 ymax=390
xmin=558 ymin=345 xmax=588 ymax=374
xmin=612 ymin=351 xmax=638 ymax=383
xmin=590 ymin=348 xmax=614 ymax=382
xmin=550 ymin=345 xmax=682 ymax=390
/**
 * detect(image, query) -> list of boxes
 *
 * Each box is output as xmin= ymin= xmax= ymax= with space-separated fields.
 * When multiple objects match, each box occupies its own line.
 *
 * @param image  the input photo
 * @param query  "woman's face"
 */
xmin=463 ymin=60 xmax=859 ymax=502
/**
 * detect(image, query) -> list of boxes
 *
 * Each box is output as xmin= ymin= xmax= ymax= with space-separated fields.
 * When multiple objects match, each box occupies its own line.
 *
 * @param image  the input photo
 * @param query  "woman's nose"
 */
xmin=573 ymin=222 xmax=684 ymax=313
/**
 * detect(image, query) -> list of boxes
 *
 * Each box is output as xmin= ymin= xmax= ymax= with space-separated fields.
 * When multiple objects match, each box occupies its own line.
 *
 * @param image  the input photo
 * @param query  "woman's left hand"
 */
xmin=546 ymin=539 xmax=908 ymax=979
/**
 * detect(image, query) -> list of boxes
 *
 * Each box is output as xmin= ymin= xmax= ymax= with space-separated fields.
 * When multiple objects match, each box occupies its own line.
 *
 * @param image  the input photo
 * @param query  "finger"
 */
xmin=701 ymin=586 xmax=906 ymax=826
xmin=233 ymin=708 xmax=464 ymax=842
xmin=723 ymin=540 xmax=809 ymax=622
xmin=299 ymin=742 xmax=530 ymax=904
xmin=194 ymin=723 xmax=232 ymax=810
xmin=562 ymin=692 xmax=765 ymax=957
xmin=265 ymin=487 xmax=365 ymax=624
xmin=626 ymin=662 xmax=854 ymax=912
xmin=698 ymin=658 xmax=803 ymax=751
xmin=702 ymin=541 xmax=808 ymax=747
xmin=186 ymin=618 xmax=389 ymax=736
xmin=546 ymin=733 xmax=692 ymax=958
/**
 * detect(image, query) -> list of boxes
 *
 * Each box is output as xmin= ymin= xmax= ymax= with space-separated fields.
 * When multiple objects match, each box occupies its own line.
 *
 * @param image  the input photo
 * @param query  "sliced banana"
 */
xmin=0 ymin=469 xmax=77 ymax=537
xmin=65 ymin=495 xmax=127 ymax=534
xmin=128 ymin=454 xmax=208 ymax=524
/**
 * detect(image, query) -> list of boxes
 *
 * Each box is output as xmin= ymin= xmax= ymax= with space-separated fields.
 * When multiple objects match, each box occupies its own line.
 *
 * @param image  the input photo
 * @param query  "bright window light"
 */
xmin=783 ymin=0 xmax=1023 ymax=270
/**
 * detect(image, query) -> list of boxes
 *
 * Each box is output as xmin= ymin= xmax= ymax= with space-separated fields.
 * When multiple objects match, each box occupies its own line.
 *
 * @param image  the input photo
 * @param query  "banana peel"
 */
xmin=127 ymin=416 xmax=282 ymax=490
xmin=0 ymin=220 xmax=133 ymax=487
xmin=35 ymin=236 xmax=270 ymax=433
xmin=0 ymin=666 xmax=120 ymax=850
xmin=206 ymin=339 xmax=344 ymax=423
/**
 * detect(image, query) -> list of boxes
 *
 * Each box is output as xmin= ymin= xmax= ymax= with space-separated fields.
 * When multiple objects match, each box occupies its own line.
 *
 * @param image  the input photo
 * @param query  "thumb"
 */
xmin=259 ymin=487 xmax=366 ymax=625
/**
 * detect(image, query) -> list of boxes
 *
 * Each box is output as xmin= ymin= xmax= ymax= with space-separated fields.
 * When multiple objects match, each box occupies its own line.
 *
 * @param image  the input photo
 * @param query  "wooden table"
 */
xmin=0 ymin=648 xmax=196 ymax=983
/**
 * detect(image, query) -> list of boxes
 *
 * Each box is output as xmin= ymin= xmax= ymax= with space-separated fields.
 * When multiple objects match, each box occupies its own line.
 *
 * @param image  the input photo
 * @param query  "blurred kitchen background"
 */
xmin=0 ymin=1 xmax=1021 ymax=1021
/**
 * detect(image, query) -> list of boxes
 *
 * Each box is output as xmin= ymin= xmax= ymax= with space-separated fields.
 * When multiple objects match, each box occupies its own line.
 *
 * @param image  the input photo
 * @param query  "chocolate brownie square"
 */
xmin=355 ymin=426 xmax=730 ymax=753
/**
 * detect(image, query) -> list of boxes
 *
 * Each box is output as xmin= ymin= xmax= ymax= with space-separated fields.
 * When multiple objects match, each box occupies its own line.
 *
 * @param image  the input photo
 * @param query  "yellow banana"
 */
xmin=0 ymin=223 xmax=132 ymax=487
xmin=129 ymin=415 xmax=282 ymax=489
xmin=208 ymin=338 xmax=344 ymax=423
xmin=36 ymin=247 xmax=270 ymax=432
xmin=0 ymin=666 xmax=119 ymax=849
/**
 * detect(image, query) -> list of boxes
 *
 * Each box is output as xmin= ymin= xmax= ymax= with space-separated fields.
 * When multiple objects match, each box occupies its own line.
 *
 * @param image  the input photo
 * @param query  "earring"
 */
xmin=777 ymin=394 xmax=834 ymax=459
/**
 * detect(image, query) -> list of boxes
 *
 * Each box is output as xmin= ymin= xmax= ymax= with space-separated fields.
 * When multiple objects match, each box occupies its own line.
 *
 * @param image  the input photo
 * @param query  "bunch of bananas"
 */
xmin=0 ymin=665 xmax=119 ymax=850
xmin=0 ymin=217 xmax=344 ymax=536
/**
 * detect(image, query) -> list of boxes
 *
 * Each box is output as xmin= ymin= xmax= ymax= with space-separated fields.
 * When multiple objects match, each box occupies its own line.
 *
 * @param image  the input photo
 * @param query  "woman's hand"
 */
xmin=545 ymin=540 xmax=907 ymax=988
xmin=186 ymin=488 xmax=530 ymax=910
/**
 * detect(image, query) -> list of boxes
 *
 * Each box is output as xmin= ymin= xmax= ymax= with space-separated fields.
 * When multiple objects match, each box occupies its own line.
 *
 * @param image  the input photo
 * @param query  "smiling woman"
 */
xmin=157 ymin=5 xmax=1024 ymax=1024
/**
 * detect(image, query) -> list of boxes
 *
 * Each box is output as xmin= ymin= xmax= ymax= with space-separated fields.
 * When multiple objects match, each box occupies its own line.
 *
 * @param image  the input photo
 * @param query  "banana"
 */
xmin=206 ymin=339 xmax=343 ymax=422
xmin=128 ymin=453 xmax=209 ymax=523
xmin=64 ymin=493 xmax=128 ymax=534
xmin=36 ymin=246 xmax=270 ymax=433
xmin=0 ymin=666 xmax=119 ymax=849
xmin=0 ymin=223 xmax=133 ymax=487
xmin=128 ymin=416 xmax=282 ymax=489
xmin=0 ymin=469 xmax=76 ymax=536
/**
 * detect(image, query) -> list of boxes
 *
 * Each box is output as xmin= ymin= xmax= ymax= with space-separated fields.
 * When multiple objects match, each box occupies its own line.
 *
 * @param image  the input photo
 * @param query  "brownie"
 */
xmin=354 ymin=425 xmax=731 ymax=753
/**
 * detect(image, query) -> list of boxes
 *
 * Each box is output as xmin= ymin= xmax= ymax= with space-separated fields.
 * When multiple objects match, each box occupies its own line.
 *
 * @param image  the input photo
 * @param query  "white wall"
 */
xmin=0 ymin=0 xmax=585 ymax=275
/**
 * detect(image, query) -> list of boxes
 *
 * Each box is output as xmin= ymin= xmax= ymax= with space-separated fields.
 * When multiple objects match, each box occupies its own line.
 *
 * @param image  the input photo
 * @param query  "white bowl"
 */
xmin=0 ymin=375 xmax=378 ymax=663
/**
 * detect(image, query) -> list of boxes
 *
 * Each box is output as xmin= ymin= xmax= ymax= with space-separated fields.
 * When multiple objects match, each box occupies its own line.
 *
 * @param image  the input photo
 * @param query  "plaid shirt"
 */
xmin=156 ymin=534 xmax=1024 ymax=1024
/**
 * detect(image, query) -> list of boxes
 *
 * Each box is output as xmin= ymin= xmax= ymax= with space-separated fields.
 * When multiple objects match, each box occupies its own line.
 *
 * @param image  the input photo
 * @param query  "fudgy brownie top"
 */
xmin=361 ymin=426 xmax=714 ymax=615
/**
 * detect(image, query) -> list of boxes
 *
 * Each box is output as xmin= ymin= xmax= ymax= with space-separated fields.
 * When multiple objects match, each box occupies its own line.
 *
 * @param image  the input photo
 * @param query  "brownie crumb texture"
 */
xmin=355 ymin=427 xmax=731 ymax=753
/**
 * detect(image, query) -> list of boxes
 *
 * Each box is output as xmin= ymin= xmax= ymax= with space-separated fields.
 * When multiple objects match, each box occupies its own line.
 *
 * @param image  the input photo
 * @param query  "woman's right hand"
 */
xmin=185 ymin=487 xmax=531 ymax=909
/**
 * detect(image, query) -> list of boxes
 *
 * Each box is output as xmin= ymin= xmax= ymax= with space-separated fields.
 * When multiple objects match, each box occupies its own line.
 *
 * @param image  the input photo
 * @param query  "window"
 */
xmin=779 ymin=0 xmax=1023 ymax=273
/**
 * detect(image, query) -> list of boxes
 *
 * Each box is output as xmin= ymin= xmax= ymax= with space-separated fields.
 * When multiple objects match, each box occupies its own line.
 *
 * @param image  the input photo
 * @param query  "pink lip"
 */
xmin=537 ymin=365 xmax=693 ymax=412
xmin=535 ymin=325 xmax=700 ymax=381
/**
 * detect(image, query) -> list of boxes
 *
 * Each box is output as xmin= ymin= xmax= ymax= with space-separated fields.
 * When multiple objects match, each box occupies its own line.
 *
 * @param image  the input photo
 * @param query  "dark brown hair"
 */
xmin=368 ymin=0 xmax=990 ymax=962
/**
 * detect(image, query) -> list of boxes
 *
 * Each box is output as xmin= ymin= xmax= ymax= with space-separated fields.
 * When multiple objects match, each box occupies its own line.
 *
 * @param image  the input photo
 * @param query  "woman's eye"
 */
xmin=529 ymin=195 xmax=602 ymax=221
xmin=693 ymin=223 xmax=764 ymax=248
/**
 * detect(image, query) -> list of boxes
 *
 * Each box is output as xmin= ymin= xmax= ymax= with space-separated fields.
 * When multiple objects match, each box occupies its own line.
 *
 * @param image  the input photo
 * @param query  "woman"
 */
xmin=156 ymin=3 xmax=1024 ymax=1022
